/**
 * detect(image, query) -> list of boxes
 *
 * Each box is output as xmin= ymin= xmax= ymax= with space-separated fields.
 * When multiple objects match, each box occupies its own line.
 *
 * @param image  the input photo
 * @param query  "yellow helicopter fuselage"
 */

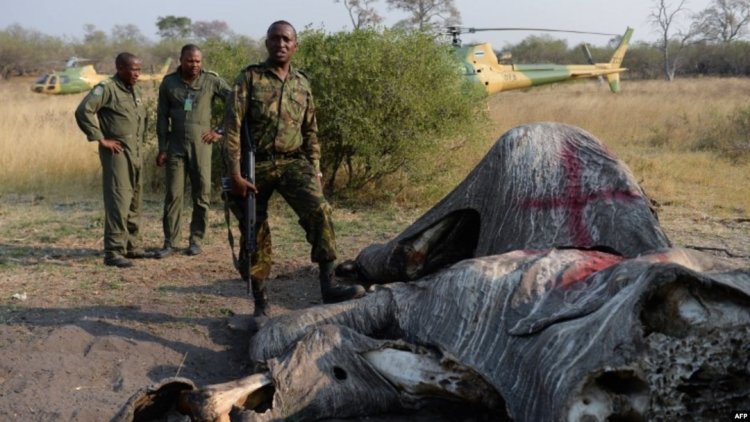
xmin=456 ymin=27 xmax=633 ymax=95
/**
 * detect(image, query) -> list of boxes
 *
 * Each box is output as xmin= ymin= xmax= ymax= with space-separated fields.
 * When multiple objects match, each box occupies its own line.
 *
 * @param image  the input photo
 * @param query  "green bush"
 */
xmin=509 ymin=35 xmax=570 ymax=64
xmin=201 ymin=35 xmax=266 ymax=83
xmin=694 ymin=104 xmax=750 ymax=163
xmin=294 ymin=28 xmax=487 ymax=202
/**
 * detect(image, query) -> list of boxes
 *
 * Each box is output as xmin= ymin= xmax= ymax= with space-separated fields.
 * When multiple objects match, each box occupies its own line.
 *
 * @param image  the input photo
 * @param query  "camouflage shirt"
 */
xmin=156 ymin=67 xmax=231 ymax=154
xmin=75 ymin=74 xmax=147 ymax=159
xmin=223 ymin=61 xmax=320 ymax=175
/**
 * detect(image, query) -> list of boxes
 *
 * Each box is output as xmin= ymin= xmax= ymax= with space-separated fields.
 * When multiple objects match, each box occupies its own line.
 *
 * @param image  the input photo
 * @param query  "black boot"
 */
xmin=319 ymin=261 xmax=366 ymax=304
xmin=251 ymin=278 xmax=269 ymax=318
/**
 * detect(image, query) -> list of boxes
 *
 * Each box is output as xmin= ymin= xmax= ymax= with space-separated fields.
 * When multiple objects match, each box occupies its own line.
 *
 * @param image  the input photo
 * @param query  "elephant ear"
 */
xmin=506 ymin=249 xmax=628 ymax=336
xmin=112 ymin=377 xmax=196 ymax=422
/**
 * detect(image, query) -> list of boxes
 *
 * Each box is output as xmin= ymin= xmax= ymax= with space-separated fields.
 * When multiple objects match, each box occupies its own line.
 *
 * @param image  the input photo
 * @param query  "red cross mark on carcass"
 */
xmin=521 ymin=140 xmax=642 ymax=246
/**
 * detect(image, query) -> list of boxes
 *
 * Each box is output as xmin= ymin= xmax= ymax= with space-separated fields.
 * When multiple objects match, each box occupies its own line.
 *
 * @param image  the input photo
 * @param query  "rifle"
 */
xmin=241 ymin=118 xmax=256 ymax=296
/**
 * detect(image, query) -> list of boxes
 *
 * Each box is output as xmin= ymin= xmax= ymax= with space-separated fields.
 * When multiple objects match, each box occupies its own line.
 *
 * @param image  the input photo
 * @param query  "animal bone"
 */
xmin=177 ymin=373 xmax=272 ymax=422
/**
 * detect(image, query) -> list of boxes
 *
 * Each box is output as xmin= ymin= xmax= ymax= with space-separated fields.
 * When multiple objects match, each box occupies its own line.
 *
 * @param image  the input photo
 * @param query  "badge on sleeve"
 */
xmin=92 ymin=85 xmax=104 ymax=96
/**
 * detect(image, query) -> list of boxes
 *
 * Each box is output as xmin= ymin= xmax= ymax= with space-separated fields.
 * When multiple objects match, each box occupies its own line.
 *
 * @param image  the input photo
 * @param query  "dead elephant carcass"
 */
xmin=116 ymin=123 xmax=749 ymax=421
xmin=256 ymin=248 xmax=750 ymax=421
xmin=342 ymin=122 xmax=671 ymax=283
xmin=121 ymin=248 xmax=750 ymax=421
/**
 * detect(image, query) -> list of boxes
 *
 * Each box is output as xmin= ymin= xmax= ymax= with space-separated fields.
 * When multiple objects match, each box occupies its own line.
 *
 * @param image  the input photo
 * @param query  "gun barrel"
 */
xmin=242 ymin=120 xmax=257 ymax=296
xmin=245 ymin=151 xmax=256 ymax=255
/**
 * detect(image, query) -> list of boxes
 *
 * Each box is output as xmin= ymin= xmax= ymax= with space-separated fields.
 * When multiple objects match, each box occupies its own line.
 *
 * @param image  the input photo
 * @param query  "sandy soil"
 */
xmin=0 ymin=198 xmax=748 ymax=421
xmin=0 ymin=192 xmax=366 ymax=421
xmin=0 ymin=242 xmax=324 ymax=421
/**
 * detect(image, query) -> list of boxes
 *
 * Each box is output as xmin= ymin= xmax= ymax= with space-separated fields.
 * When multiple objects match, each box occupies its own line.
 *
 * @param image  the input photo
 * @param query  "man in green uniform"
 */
xmin=75 ymin=52 xmax=147 ymax=268
xmin=224 ymin=20 xmax=366 ymax=316
xmin=155 ymin=44 xmax=231 ymax=258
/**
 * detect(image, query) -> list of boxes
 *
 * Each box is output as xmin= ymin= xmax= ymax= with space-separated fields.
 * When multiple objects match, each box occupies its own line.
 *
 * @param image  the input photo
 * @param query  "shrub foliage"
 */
xmin=294 ymin=28 xmax=487 ymax=199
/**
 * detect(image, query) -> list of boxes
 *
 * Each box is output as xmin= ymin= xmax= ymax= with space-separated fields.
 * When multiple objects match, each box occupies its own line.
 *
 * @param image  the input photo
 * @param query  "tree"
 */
xmin=192 ymin=20 xmax=232 ymax=40
xmin=510 ymin=35 xmax=569 ymax=64
xmin=111 ymin=24 xmax=149 ymax=53
xmin=692 ymin=0 xmax=750 ymax=43
xmin=199 ymin=35 xmax=264 ymax=81
xmin=386 ymin=0 xmax=460 ymax=31
xmin=0 ymin=24 xmax=69 ymax=78
xmin=83 ymin=23 xmax=107 ymax=45
xmin=156 ymin=15 xmax=192 ymax=39
xmin=650 ymin=0 xmax=695 ymax=80
xmin=111 ymin=24 xmax=147 ymax=43
xmin=335 ymin=0 xmax=384 ymax=29
xmin=295 ymin=28 xmax=486 ymax=200
xmin=620 ymin=41 xmax=664 ymax=79
xmin=79 ymin=24 xmax=110 ymax=65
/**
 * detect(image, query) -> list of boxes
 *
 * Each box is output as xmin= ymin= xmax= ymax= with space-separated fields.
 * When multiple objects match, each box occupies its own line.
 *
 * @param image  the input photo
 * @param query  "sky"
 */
xmin=2 ymin=0 xmax=713 ymax=48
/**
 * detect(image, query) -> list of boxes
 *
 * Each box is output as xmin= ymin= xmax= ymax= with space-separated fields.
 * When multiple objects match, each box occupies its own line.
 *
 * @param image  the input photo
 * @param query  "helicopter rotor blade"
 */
xmin=580 ymin=43 xmax=606 ymax=85
xmin=65 ymin=57 xmax=94 ymax=68
xmin=581 ymin=43 xmax=596 ymax=64
xmin=444 ymin=26 xmax=620 ymax=48
xmin=447 ymin=26 xmax=621 ymax=37
xmin=451 ymin=26 xmax=619 ymax=37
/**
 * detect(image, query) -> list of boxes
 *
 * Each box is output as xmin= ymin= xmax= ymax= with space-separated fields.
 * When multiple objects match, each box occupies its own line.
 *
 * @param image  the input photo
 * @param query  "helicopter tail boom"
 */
xmin=604 ymin=27 xmax=634 ymax=93
xmin=609 ymin=27 xmax=634 ymax=69
xmin=606 ymin=73 xmax=622 ymax=93
xmin=139 ymin=58 xmax=173 ymax=82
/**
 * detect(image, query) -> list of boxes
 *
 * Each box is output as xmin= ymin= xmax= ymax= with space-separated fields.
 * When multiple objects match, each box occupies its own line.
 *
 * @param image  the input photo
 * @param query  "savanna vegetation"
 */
xmin=2 ymin=75 xmax=749 ymax=218
xmin=295 ymin=28 xmax=486 ymax=198
xmin=1 ymin=0 xmax=749 ymax=216
xmin=0 ymin=4 xmax=748 ymax=419
xmin=1 ymin=25 xmax=492 ymax=204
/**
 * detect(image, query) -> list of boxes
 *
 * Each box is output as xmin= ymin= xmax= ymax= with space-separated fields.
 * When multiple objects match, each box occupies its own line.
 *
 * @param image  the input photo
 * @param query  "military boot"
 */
xmin=251 ymin=278 xmax=270 ymax=318
xmin=319 ymin=261 xmax=366 ymax=304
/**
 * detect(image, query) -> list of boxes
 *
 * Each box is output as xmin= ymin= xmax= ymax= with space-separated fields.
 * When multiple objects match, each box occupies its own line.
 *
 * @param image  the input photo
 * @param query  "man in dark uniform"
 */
xmin=224 ymin=21 xmax=365 ymax=316
xmin=75 ymin=52 xmax=147 ymax=268
xmin=155 ymin=44 xmax=232 ymax=258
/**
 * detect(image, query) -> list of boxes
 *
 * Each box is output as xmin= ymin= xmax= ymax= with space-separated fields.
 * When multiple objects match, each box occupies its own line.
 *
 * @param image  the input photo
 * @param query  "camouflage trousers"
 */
xmin=228 ymin=157 xmax=337 ymax=281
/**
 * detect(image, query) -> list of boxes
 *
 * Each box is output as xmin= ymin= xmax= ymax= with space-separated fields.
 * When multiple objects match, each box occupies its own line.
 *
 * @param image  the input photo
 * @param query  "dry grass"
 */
xmin=478 ymin=77 xmax=750 ymax=219
xmin=2 ymin=76 xmax=749 ymax=220
xmin=0 ymin=79 xmax=100 ymax=195
xmin=0 ymin=78 xmax=159 ymax=197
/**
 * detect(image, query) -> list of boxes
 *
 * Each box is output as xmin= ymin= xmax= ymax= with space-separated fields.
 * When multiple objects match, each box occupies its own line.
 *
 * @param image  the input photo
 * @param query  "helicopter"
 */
xmin=31 ymin=57 xmax=172 ymax=95
xmin=449 ymin=26 xmax=634 ymax=95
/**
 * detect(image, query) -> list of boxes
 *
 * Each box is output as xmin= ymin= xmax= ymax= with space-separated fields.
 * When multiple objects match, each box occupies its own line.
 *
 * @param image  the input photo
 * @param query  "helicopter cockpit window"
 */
xmin=47 ymin=75 xmax=58 ymax=90
xmin=35 ymin=74 xmax=49 ymax=84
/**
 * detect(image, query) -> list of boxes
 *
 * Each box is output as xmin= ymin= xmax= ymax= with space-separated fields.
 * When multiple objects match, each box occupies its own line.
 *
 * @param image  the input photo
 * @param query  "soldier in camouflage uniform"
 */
xmin=155 ymin=44 xmax=232 ymax=258
xmin=224 ymin=20 xmax=365 ymax=316
xmin=75 ymin=53 xmax=147 ymax=268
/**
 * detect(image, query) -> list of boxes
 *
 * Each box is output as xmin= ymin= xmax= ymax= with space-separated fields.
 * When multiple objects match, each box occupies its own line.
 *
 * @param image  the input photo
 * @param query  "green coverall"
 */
xmin=156 ymin=68 xmax=231 ymax=248
xmin=75 ymin=75 xmax=147 ymax=259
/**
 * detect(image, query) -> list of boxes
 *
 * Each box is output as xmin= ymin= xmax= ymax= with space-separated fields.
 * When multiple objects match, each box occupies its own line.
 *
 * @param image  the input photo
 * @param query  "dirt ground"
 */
xmin=0 ymin=195 xmax=748 ymax=421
